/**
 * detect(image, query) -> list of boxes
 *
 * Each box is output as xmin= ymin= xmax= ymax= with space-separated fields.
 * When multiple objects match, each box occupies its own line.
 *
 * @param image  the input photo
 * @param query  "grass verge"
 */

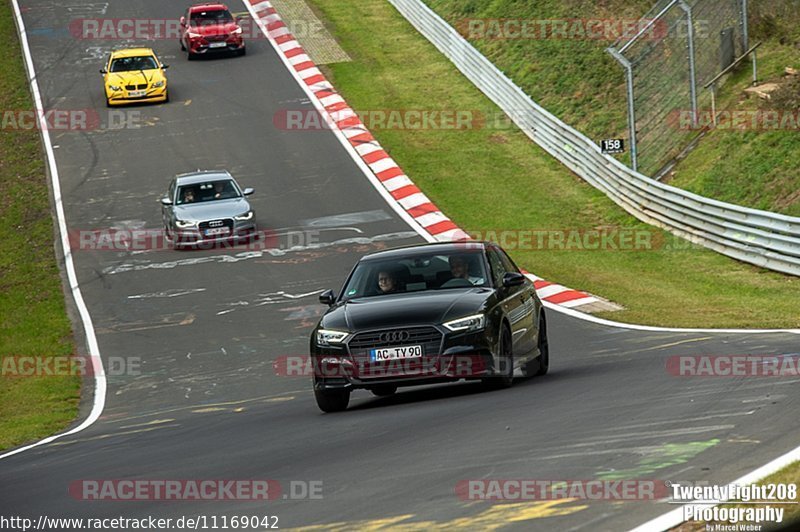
xmin=0 ymin=0 xmax=79 ymax=451
xmin=305 ymin=0 xmax=800 ymax=328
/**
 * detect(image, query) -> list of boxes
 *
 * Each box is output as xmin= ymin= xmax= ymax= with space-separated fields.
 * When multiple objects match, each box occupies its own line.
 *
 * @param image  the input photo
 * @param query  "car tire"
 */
xmin=314 ymin=387 xmax=350 ymax=413
xmin=521 ymin=311 xmax=549 ymax=377
xmin=534 ymin=312 xmax=549 ymax=376
xmin=238 ymin=47 xmax=246 ymax=57
xmin=105 ymin=97 xmax=111 ymax=108
xmin=371 ymin=384 xmax=397 ymax=397
xmin=483 ymin=324 xmax=513 ymax=390
xmin=164 ymin=90 xmax=169 ymax=104
xmin=187 ymin=51 xmax=196 ymax=61
xmin=180 ymin=40 xmax=186 ymax=51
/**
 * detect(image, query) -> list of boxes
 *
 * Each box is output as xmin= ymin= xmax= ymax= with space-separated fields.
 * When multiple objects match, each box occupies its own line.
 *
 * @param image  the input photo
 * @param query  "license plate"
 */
xmin=204 ymin=227 xmax=230 ymax=236
xmin=209 ymin=42 xmax=227 ymax=48
xmin=370 ymin=345 xmax=423 ymax=362
xmin=128 ymin=90 xmax=146 ymax=97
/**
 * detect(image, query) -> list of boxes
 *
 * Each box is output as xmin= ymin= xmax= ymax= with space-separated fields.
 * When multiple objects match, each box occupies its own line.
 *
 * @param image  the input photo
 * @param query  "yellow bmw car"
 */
xmin=100 ymin=48 xmax=169 ymax=107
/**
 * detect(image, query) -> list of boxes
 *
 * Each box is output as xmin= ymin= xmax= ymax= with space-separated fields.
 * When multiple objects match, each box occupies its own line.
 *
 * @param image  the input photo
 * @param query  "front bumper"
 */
xmin=311 ymin=327 xmax=496 ymax=391
xmin=173 ymin=220 xmax=257 ymax=247
xmin=188 ymin=37 xmax=245 ymax=55
xmin=106 ymin=87 xmax=167 ymax=106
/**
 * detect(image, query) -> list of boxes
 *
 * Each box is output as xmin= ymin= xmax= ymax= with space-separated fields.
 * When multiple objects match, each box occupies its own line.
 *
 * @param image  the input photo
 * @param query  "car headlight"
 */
xmin=316 ymin=329 xmax=348 ymax=346
xmin=108 ymin=85 xmax=122 ymax=91
xmin=175 ymin=220 xmax=197 ymax=228
xmin=234 ymin=210 xmax=254 ymax=221
xmin=188 ymin=32 xmax=202 ymax=38
xmin=152 ymin=80 xmax=165 ymax=88
xmin=443 ymin=313 xmax=486 ymax=332
xmin=231 ymin=27 xmax=242 ymax=35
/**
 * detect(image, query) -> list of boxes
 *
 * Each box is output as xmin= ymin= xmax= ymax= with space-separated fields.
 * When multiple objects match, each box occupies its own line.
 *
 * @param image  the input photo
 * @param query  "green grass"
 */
xmin=423 ymin=0 xmax=800 ymax=215
xmin=305 ymin=0 xmax=800 ymax=329
xmin=666 ymin=38 xmax=800 ymax=217
xmin=0 ymin=0 xmax=79 ymax=451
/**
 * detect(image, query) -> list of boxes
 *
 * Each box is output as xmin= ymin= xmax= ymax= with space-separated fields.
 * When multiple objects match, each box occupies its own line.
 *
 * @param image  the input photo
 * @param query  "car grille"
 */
xmin=125 ymin=84 xmax=148 ymax=90
xmin=199 ymin=219 xmax=234 ymax=231
xmin=348 ymin=327 xmax=443 ymax=357
xmin=205 ymin=35 xmax=227 ymax=42
xmin=347 ymin=326 xmax=444 ymax=380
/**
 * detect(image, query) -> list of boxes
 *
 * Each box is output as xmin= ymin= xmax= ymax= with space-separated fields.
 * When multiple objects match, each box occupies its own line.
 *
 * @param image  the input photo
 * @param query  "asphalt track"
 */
xmin=1 ymin=0 xmax=799 ymax=530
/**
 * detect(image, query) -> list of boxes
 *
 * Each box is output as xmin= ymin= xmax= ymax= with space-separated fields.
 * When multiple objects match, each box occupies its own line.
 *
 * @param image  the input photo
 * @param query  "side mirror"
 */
xmin=161 ymin=64 xmax=170 ymax=70
xmin=160 ymin=197 xmax=173 ymax=206
xmin=99 ymin=68 xmax=107 ymax=74
xmin=180 ymin=16 xmax=186 ymax=26
xmin=319 ymin=289 xmax=336 ymax=306
xmin=502 ymin=271 xmax=525 ymax=288
xmin=242 ymin=187 xmax=254 ymax=196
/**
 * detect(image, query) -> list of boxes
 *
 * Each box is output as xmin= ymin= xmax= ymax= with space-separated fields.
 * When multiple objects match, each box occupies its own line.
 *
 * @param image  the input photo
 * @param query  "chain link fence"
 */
xmin=608 ymin=0 xmax=748 ymax=177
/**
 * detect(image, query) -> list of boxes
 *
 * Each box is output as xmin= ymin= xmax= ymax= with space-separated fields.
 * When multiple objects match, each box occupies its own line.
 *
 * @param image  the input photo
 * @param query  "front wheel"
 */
xmin=483 ymin=325 xmax=513 ymax=390
xmin=534 ymin=312 xmax=549 ymax=376
xmin=314 ymin=387 xmax=350 ymax=413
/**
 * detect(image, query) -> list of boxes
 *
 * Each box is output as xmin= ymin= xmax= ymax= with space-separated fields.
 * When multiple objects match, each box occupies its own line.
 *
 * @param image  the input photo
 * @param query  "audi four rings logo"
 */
xmin=209 ymin=220 xmax=224 ymax=227
xmin=380 ymin=331 xmax=410 ymax=342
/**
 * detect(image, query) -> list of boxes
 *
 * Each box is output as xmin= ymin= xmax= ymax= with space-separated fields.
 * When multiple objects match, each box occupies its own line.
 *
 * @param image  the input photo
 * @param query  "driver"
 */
xmin=377 ymin=270 xmax=399 ymax=294
xmin=448 ymin=255 xmax=484 ymax=285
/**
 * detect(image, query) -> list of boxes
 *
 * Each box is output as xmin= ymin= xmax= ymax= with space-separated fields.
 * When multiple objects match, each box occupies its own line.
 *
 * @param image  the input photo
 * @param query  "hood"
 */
xmin=109 ymin=69 xmax=165 ymax=87
xmin=320 ymin=288 xmax=493 ymax=331
xmin=173 ymin=198 xmax=251 ymax=222
xmin=192 ymin=22 xmax=239 ymax=37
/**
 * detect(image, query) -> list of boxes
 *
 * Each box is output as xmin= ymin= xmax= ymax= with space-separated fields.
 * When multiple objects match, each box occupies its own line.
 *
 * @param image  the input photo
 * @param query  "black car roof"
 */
xmin=360 ymin=241 xmax=489 ymax=262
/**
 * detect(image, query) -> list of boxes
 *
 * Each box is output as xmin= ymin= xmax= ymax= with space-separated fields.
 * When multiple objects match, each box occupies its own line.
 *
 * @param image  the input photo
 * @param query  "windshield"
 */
xmin=176 ymin=179 xmax=241 ymax=205
xmin=341 ymin=252 xmax=489 ymax=300
xmin=190 ymin=9 xmax=234 ymax=26
xmin=109 ymin=56 xmax=158 ymax=72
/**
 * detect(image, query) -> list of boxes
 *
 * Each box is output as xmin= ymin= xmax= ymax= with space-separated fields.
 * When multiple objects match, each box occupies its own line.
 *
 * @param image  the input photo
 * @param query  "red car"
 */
xmin=179 ymin=3 xmax=246 ymax=60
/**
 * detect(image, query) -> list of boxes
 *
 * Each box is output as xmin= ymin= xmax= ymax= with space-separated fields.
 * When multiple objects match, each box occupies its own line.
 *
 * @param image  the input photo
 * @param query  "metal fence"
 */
xmin=607 ymin=0 xmax=749 ymax=176
xmin=387 ymin=0 xmax=800 ymax=276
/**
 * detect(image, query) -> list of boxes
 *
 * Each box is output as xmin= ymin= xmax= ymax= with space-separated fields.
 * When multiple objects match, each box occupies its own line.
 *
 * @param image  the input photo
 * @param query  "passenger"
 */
xmin=182 ymin=188 xmax=196 ymax=203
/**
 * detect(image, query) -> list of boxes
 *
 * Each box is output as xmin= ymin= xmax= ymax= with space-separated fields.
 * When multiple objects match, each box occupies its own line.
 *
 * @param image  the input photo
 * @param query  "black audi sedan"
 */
xmin=310 ymin=241 xmax=549 ymax=412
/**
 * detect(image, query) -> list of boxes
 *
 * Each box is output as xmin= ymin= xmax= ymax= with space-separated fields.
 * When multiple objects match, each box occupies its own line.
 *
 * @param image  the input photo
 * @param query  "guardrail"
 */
xmin=387 ymin=0 xmax=800 ymax=276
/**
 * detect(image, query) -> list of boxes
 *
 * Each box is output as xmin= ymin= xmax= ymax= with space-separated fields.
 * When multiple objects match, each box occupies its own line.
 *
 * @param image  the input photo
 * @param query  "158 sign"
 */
xmin=600 ymin=138 xmax=625 ymax=154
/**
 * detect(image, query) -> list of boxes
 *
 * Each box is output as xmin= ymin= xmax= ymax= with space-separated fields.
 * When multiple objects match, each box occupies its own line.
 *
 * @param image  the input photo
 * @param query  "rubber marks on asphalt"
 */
xmin=247 ymin=0 xmax=621 ymax=313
